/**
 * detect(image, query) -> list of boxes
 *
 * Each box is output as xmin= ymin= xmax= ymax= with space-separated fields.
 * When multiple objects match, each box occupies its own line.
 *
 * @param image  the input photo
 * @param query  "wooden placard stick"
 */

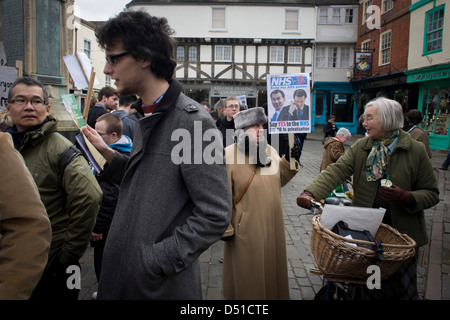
xmin=83 ymin=68 xmax=96 ymax=121
xmin=74 ymin=52 xmax=98 ymax=107
xmin=288 ymin=133 xmax=296 ymax=170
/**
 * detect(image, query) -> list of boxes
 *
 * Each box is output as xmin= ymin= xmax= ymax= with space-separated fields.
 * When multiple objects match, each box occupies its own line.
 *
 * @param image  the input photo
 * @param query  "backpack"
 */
xmin=58 ymin=145 xmax=83 ymax=179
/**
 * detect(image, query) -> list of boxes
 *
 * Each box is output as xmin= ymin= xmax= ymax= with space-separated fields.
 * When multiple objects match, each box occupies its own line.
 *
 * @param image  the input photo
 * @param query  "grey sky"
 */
xmin=74 ymin=0 xmax=130 ymax=21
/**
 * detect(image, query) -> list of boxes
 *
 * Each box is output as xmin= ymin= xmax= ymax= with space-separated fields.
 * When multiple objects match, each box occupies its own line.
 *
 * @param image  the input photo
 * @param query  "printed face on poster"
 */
xmin=267 ymin=73 xmax=311 ymax=135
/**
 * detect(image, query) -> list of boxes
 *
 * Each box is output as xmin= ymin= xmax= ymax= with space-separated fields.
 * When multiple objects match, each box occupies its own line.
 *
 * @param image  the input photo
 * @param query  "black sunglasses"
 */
xmin=105 ymin=52 xmax=130 ymax=66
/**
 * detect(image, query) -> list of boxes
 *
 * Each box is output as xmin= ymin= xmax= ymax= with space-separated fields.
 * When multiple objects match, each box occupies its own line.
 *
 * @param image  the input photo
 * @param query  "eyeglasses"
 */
xmin=226 ymin=105 xmax=240 ymax=109
xmin=9 ymin=98 xmax=45 ymax=107
xmin=361 ymin=116 xmax=378 ymax=123
xmin=105 ymin=52 xmax=130 ymax=66
xmin=97 ymin=132 xmax=111 ymax=137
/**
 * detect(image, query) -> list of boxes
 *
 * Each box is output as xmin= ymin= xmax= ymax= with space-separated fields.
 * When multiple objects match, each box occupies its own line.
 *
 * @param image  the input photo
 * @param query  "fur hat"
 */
xmin=233 ymin=107 xmax=267 ymax=129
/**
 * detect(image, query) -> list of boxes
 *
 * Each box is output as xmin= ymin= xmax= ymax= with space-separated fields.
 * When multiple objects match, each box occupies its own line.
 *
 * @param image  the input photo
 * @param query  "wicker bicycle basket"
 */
xmin=310 ymin=215 xmax=416 ymax=283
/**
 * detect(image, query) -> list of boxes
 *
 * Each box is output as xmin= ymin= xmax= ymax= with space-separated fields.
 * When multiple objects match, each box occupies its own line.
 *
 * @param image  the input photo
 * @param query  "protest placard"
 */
xmin=0 ymin=42 xmax=7 ymax=66
xmin=266 ymin=73 xmax=311 ymax=135
xmin=63 ymin=52 xmax=99 ymax=90
xmin=61 ymin=94 xmax=86 ymax=128
xmin=236 ymin=95 xmax=248 ymax=109
xmin=0 ymin=66 xmax=18 ymax=110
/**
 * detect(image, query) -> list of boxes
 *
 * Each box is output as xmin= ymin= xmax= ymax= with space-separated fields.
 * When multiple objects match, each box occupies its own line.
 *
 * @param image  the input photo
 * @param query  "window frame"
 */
xmin=105 ymin=75 xmax=111 ymax=87
xmin=83 ymin=39 xmax=91 ymax=59
xmin=340 ymin=47 xmax=351 ymax=69
xmin=211 ymin=7 xmax=227 ymax=31
xmin=361 ymin=39 xmax=371 ymax=52
xmin=284 ymin=8 xmax=300 ymax=33
xmin=318 ymin=8 xmax=328 ymax=24
xmin=318 ymin=7 xmax=355 ymax=25
xmin=188 ymin=46 xmax=198 ymax=62
xmin=287 ymin=46 xmax=302 ymax=64
xmin=176 ymin=46 xmax=185 ymax=61
xmin=345 ymin=8 xmax=354 ymax=24
xmin=315 ymin=47 xmax=326 ymax=68
xmin=270 ymin=46 xmax=285 ymax=63
xmin=215 ymin=45 xmax=232 ymax=62
xmin=379 ymin=30 xmax=392 ymax=66
xmin=423 ymin=4 xmax=445 ymax=56
xmin=315 ymin=46 xmax=353 ymax=69
xmin=362 ymin=0 xmax=373 ymax=26
xmin=381 ymin=0 xmax=393 ymax=14
xmin=332 ymin=8 xmax=341 ymax=24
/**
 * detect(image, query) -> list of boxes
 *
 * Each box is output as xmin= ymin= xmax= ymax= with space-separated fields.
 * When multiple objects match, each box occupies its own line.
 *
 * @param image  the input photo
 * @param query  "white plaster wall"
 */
xmin=131 ymin=4 xmax=316 ymax=40
xmin=408 ymin=0 xmax=450 ymax=70
xmin=314 ymin=67 xmax=351 ymax=82
xmin=316 ymin=24 xmax=358 ymax=43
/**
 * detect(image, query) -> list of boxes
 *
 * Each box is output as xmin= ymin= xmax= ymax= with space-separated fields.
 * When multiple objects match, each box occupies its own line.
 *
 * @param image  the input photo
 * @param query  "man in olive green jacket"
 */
xmin=6 ymin=77 xmax=102 ymax=300
xmin=300 ymin=129 xmax=438 ymax=247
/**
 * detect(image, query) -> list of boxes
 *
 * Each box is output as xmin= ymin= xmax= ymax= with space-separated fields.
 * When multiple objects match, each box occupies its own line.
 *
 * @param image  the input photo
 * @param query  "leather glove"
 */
xmin=290 ymin=145 xmax=301 ymax=160
xmin=296 ymin=191 xmax=315 ymax=209
xmin=379 ymin=183 xmax=414 ymax=205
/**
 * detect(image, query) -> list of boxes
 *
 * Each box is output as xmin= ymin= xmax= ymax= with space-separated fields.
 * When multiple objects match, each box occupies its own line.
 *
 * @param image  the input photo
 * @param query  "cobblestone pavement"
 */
xmin=79 ymin=130 xmax=450 ymax=300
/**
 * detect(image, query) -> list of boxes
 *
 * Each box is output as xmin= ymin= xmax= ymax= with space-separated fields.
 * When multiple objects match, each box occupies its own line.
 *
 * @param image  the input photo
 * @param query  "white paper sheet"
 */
xmin=63 ymin=52 xmax=99 ymax=90
xmin=320 ymin=205 xmax=386 ymax=236
xmin=344 ymin=234 xmax=357 ymax=247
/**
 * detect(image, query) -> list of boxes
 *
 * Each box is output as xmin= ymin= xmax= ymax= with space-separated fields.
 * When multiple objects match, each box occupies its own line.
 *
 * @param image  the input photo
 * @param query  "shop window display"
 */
xmin=421 ymin=86 xmax=450 ymax=136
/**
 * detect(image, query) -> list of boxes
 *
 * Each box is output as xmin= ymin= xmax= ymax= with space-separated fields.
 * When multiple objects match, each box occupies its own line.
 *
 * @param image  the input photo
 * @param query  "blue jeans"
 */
xmin=442 ymin=150 xmax=450 ymax=169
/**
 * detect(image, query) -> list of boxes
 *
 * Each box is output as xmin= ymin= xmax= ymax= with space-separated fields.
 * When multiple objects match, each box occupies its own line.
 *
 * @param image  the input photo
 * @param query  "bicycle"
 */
xmin=305 ymin=200 xmax=364 ymax=300
xmin=303 ymin=199 xmax=416 ymax=300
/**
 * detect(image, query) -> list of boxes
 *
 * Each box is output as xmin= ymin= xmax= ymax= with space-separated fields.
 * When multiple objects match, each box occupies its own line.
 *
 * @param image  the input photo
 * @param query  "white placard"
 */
xmin=0 ymin=42 xmax=7 ymax=66
xmin=266 ymin=73 xmax=311 ymax=135
xmin=63 ymin=52 xmax=99 ymax=90
xmin=0 ymin=66 xmax=18 ymax=110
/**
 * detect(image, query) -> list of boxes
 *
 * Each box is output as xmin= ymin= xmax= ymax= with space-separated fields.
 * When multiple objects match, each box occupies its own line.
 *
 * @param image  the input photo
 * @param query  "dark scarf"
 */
xmin=236 ymin=129 xmax=271 ymax=167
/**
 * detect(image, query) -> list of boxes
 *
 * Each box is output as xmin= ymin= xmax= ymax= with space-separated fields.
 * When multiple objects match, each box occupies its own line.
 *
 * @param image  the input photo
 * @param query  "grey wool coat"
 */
xmin=96 ymin=79 xmax=232 ymax=299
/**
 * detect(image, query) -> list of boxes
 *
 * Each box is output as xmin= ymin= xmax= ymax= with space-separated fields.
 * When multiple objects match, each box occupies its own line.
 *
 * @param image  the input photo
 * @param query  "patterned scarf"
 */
xmin=365 ymin=129 xmax=399 ymax=181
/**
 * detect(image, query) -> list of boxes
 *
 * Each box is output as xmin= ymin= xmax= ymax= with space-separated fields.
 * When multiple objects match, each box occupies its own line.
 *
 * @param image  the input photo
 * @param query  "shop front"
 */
xmin=209 ymin=85 xmax=258 ymax=110
xmin=351 ymin=72 xmax=419 ymax=135
xmin=312 ymin=82 xmax=358 ymax=134
xmin=406 ymin=64 xmax=450 ymax=150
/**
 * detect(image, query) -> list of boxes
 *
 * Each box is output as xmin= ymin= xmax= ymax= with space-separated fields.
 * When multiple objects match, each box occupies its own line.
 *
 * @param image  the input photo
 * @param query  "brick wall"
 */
xmin=355 ymin=0 xmax=411 ymax=78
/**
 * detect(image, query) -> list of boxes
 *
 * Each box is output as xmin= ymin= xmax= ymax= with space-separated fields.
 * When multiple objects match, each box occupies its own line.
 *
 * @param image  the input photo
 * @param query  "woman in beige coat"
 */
xmin=223 ymin=107 xmax=300 ymax=300
xmin=0 ymin=132 xmax=51 ymax=299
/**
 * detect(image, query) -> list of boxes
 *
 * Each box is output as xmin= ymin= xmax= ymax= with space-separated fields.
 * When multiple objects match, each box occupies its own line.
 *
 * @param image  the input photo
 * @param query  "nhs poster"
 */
xmin=267 ymin=73 xmax=311 ymax=135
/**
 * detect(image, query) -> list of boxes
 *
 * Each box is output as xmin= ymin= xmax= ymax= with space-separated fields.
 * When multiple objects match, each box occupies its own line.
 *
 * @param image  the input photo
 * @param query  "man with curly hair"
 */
xmin=82 ymin=11 xmax=231 ymax=300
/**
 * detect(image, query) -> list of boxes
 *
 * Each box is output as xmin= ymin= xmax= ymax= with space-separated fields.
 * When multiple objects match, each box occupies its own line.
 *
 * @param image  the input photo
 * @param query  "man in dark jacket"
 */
xmin=217 ymin=96 xmax=239 ymax=147
xmin=324 ymin=114 xmax=339 ymax=138
xmin=82 ymin=11 xmax=231 ymax=300
xmin=86 ymin=86 xmax=119 ymax=127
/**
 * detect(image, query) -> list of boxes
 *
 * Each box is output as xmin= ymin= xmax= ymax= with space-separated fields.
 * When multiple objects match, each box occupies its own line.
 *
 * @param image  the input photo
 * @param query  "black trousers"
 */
xmin=30 ymin=261 xmax=80 ymax=301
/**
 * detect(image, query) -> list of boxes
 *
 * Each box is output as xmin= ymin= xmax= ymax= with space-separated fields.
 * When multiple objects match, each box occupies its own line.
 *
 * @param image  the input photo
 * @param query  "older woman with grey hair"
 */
xmin=297 ymin=97 xmax=439 ymax=299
